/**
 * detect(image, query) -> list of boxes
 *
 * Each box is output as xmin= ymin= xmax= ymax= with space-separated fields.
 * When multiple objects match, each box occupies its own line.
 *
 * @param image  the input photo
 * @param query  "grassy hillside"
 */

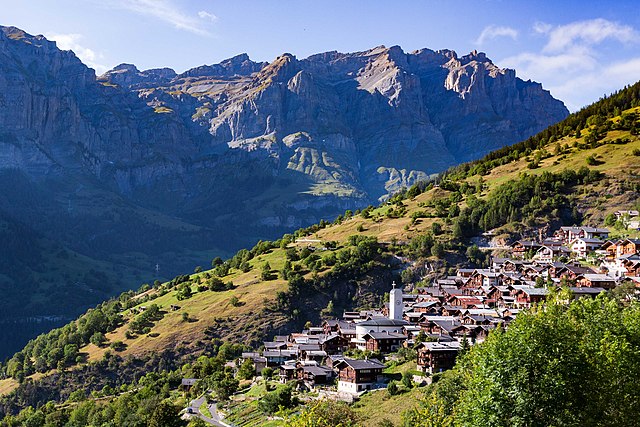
xmin=0 ymin=84 xmax=639 ymax=423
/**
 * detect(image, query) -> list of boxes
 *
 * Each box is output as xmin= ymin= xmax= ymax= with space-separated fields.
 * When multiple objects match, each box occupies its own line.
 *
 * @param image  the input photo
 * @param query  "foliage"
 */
xmin=258 ymin=384 xmax=297 ymax=414
xmin=404 ymin=293 xmax=640 ymax=426
xmin=286 ymin=401 xmax=360 ymax=427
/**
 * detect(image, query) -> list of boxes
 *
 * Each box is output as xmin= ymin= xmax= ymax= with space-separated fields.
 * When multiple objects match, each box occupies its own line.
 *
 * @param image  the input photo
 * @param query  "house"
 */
xmin=241 ymin=353 xmax=267 ymax=373
xmin=465 ymin=270 xmax=501 ymax=288
xmin=615 ymin=210 xmax=640 ymax=229
xmin=513 ymin=287 xmax=549 ymax=307
xmin=319 ymin=334 xmax=349 ymax=354
xmin=180 ymin=378 xmax=198 ymax=393
xmin=576 ymin=274 xmax=617 ymax=290
xmin=615 ymin=210 xmax=639 ymax=220
xmin=558 ymin=263 xmax=596 ymax=280
xmin=570 ymin=238 xmax=604 ymax=258
xmin=415 ymin=341 xmax=461 ymax=374
xmin=335 ymin=358 xmax=385 ymax=394
xmin=354 ymin=317 xmax=409 ymax=339
xmin=362 ymin=332 xmax=406 ymax=353
xmin=556 ymin=226 xmax=609 ymax=244
xmin=263 ymin=349 xmax=296 ymax=366
xmin=279 ymin=362 xmax=297 ymax=383
xmin=615 ymin=239 xmax=640 ymax=258
xmin=568 ymin=287 xmax=606 ymax=299
xmin=534 ymin=244 xmax=570 ymax=262
xmin=296 ymin=364 xmax=333 ymax=388
xmin=511 ymin=241 xmax=542 ymax=258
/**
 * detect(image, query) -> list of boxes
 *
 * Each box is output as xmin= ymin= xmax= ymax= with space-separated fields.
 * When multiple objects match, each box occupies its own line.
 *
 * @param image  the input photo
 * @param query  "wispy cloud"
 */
xmin=106 ymin=0 xmax=216 ymax=36
xmin=475 ymin=25 xmax=518 ymax=45
xmin=537 ymin=18 xmax=638 ymax=53
xmin=198 ymin=10 xmax=218 ymax=22
xmin=46 ymin=33 xmax=109 ymax=74
xmin=500 ymin=18 xmax=640 ymax=111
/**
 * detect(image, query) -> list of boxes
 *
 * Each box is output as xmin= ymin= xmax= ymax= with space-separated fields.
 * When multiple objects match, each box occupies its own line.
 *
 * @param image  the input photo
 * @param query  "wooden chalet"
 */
xmin=416 ymin=341 xmax=460 ymax=374
xmin=576 ymin=274 xmax=617 ymax=290
xmin=335 ymin=358 xmax=385 ymax=394
xmin=362 ymin=331 xmax=406 ymax=353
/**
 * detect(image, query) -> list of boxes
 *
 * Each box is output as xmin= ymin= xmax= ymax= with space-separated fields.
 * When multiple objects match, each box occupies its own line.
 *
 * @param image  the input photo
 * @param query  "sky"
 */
xmin=1 ymin=0 xmax=640 ymax=111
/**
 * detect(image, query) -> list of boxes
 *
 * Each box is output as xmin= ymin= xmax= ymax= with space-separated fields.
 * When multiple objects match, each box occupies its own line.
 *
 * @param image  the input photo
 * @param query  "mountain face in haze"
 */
xmin=0 ymin=25 xmax=567 ymax=355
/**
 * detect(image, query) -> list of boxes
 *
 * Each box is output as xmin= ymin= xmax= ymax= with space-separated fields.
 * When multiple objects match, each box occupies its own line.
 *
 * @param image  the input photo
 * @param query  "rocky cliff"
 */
xmin=0 ymin=25 xmax=567 ymax=353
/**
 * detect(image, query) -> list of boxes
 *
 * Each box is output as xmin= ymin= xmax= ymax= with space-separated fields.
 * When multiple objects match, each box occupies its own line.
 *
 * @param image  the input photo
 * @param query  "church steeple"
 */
xmin=389 ymin=281 xmax=402 ymax=320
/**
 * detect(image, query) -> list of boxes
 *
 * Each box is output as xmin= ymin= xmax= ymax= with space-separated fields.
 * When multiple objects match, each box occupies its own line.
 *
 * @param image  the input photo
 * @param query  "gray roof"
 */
xmin=363 ymin=332 xmax=407 ymax=340
xmin=357 ymin=317 xmax=409 ymax=327
xmin=335 ymin=358 xmax=385 ymax=370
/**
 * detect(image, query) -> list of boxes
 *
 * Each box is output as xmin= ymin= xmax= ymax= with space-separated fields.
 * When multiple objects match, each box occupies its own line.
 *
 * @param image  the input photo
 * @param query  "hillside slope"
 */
xmin=0 ymin=24 xmax=569 ymax=356
xmin=0 ymin=93 xmax=637 ymax=414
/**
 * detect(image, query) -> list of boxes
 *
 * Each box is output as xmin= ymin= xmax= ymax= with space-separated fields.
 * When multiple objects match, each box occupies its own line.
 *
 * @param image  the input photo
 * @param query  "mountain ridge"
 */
xmin=0 ymin=24 xmax=568 ymax=357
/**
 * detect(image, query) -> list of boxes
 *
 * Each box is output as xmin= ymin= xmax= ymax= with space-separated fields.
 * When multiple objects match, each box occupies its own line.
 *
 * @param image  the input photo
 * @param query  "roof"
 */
xmin=181 ymin=379 xmax=198 ymax=386
xmin=416 ymin=341 xmax=461 ymax=352
xmin=571 ymin=237 xmax=604 ymax=244
xmin=263 ymin=350 xmax=296 ymax=358
xmin=579 ymin=274 xmax=617 ymax=282
xmin=335 ymin=358 xmax=386 ymax=370
xmin=301 ymin=365 xmax=332 ymax=376
xmin=568 ymin=287 xmax=606 ymax=294
xmin=580 ymin=226 xmax=609 ymax=233
xmin=363 ymin=332 xmax=407 ymax=340
xmin=356 ymin=317 xmax=409 ymax=327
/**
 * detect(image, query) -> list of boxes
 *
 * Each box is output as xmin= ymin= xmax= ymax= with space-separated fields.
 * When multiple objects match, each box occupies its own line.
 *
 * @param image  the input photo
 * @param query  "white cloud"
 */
xmin=548 ymin=57 xmax=640 ymax=110
xmin=475 ymin=25 xmax=518 ymax=45
xmin=498 ymin=18 xmax=640 ymax=111
xmin=106 ymin=0 xmax=215 ymax=36
xmin=46 ymin=33 xmax=109 ymax=74
xmin=539 ymin=18 xmax=638 ymax=53
xmin=198 ymin=10 xmax=218 ymax=22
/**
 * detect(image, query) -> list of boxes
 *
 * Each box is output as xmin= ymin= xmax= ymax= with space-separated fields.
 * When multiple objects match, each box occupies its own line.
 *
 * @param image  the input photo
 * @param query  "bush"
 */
xmin=259 ymin=385 xmax=297 ymax=414
xmin=387 ymin=381 xmax=399 ymax=396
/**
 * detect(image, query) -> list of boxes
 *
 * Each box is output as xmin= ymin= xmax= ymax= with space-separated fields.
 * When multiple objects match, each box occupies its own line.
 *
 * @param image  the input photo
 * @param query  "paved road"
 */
xmin=187 ymin=395 xmax=230 ymax=427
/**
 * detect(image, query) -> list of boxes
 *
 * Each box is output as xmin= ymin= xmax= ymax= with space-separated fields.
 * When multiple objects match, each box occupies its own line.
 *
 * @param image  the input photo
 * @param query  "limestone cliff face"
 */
xmin=0 ymin=26 xmax=568 ymax=246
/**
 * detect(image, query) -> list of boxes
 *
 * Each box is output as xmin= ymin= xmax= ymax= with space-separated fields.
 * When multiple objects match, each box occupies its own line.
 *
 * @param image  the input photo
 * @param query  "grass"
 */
xmin=352 ymin=387 xmax=424 ymax=426
xmin=153 ymin=106 xmax=173 ymax=114
xmin=0 ymin=378 xmax=19 ymax=396
xmin=199 ymin=399 xmax=212 ymax=418
xmin=13 ymin=115 xmax=640 ymax=393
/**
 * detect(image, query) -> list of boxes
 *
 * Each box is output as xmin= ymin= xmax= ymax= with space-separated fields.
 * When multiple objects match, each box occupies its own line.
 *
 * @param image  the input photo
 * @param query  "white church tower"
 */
xmin=389 ymin=281 xmax=403 ymax=320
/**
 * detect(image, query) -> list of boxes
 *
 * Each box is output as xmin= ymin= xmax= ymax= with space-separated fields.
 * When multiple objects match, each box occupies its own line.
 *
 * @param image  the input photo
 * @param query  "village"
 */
xmin=235 ymin=214 xmax=640 ymax=399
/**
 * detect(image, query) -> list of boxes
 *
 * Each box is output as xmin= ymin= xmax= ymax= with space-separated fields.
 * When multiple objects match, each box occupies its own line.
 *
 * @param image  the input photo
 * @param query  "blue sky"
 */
xmin=2 ymin=0 xmax=640 ymax=110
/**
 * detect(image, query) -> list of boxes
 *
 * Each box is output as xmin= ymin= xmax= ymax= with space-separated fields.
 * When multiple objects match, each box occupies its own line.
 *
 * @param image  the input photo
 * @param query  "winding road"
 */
xmin=187 ymin=395 xmax=232 ymax=427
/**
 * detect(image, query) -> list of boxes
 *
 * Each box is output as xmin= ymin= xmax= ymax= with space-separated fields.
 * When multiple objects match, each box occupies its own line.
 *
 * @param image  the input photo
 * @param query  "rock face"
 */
xmin=0 ymin=25 xmax=568 ymax=300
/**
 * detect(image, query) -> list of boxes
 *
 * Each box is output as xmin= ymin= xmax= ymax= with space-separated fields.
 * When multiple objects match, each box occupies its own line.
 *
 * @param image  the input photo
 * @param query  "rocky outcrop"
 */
xmin=0 ymin=25 xmax=568 ymax=257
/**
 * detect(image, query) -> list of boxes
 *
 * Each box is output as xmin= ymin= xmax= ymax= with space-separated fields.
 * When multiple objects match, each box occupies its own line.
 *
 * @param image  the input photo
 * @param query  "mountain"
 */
xmin=0 ymin=25 xmax=568 ymax=357
xmin=0 ymin=79 xmax=638 ymax=424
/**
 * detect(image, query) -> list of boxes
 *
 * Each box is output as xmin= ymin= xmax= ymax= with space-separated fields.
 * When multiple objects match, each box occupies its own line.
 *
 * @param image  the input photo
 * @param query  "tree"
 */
xmin=431 ymin=242 xmax=444 ymax=258
xmin=237 ymin=359 xmax=256 ymax=380
xmin=262 ymin=367 xmax=274 ymax=379
xmin=148 ymin=401 xmax=182 ymax=427
xmin=431 ymin=222 xmax=443 ymax=235
xmin=387 ymin=381 xmax=399 ymax=396
xmin=261 ymin=262 xmax=273 ymax=281
xmin=285 ymin=401 xmax=359 ymax=427
xmin=259 ymin=384 xmax=297 ymax=414
xmin=230 ymin=296 xmax=241 ymax=307
xmin=321 ymin=300 xmax=335 ymax=317
xmin=402 ymin=371 xmax=413 ymax=389
xmin=405 ymin=293 xmax=640 ymax=426
xmin=90 ymin=332 xmax=106 ymax=347
xmin=176 ymin=282 xmax=193 ymax=300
